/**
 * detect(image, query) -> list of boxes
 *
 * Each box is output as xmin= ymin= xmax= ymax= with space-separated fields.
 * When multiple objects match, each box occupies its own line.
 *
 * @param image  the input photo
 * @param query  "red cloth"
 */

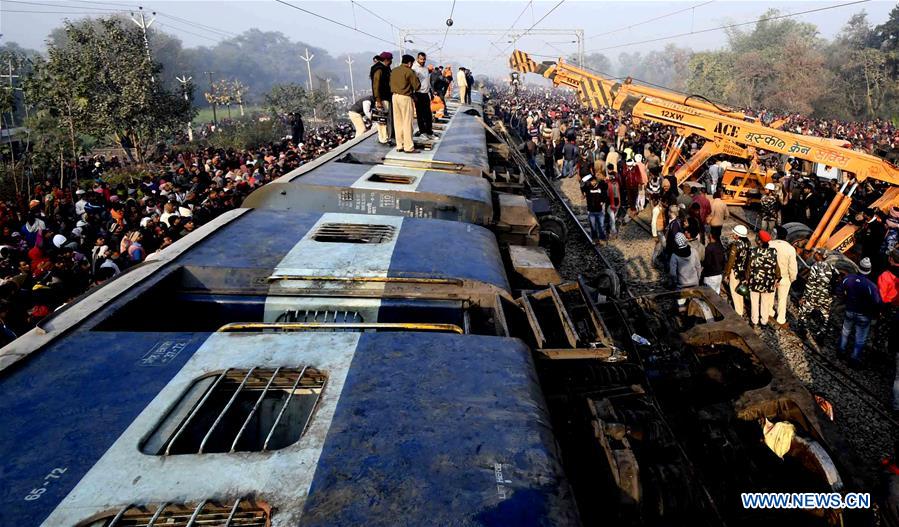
xmin=878 ymin=269 xmax=899 ymax=305
xmin=693 ymin=194 xmax=711 ymax=223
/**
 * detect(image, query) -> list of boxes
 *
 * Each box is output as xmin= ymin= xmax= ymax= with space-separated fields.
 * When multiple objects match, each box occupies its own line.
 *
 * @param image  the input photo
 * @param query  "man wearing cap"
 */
xmin=724 ymin=224 xmax=752 ymax=316
xmin=457 ymin=66 xmax=468 ymax=103
xmin=768 ymin=227 xmax=798 ymax=327
xmin=389 ymin=54 xmax=421 ymax=154
xmin=759 ymin=183 xmax=780 ymax=233
xmin=670 ymin=231 xmax=701 ymax=289
xmin=837 ymin=257 xmax=882 ymax=367
xmin=370 ymin=52 xmax=394 ymax=145
xmin=745 ymin=230 xmax=780 ymax=328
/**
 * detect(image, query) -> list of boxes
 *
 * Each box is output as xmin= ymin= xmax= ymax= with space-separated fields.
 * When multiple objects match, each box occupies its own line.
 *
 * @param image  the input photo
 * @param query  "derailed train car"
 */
xmin=0 ymin=94 xmax=887 ymax=526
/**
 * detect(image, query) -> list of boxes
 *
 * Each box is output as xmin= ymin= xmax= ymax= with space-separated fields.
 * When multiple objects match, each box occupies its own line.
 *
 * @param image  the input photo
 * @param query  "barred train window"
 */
xmin=81 ymin=498 xmax=270 ymax=527
xmin=141 ymin=367 xmax=326 ymax=455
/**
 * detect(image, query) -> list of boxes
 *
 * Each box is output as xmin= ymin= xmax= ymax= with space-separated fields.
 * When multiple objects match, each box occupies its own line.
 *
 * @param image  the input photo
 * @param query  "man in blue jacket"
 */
xmin=837 ymin=257 xmax=882 ymax=367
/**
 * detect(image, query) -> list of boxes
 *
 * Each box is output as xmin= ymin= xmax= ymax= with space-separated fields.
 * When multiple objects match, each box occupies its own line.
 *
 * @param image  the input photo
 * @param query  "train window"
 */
xmin=367 ymin=173 xmax=416 ymax=185
xmin=141 ymin=367 xmax=326 ymax=455
xmin=311 ymin=222 xmax=396 ymax=244
xmin=80 ymin=498 xmax=270 ymax=527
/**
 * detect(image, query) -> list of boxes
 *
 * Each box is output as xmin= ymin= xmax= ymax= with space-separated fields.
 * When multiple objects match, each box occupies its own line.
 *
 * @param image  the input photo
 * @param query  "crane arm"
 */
xmin=617 ymin=93 xmax=899 ymax=185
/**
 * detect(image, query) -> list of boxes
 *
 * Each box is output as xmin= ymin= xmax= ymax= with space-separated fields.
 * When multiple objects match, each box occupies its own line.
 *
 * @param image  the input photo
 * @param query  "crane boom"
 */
xmin=510 ymin=49 xmax=899 ymax=253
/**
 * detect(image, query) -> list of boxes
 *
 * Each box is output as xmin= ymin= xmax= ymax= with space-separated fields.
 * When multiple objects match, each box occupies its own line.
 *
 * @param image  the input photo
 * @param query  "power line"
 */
xmin=4 ymin=0 xmax=118 ymax=10
xmin=492 ymin=0 xmax=532 ymax=46
xmin=440 ymin=0 xmax=458 ymax=51
xmin=66 ymin=0 xmax=140 ymax=7
xmin=273 ymin=0 xmax=395 ymax=47
xmin=1 ymin=7 xmax=120 ymax=14
xmin=155 ymin=12 xmax=239 ymax=39
xmin=352 ymin=0 xmax=398 ymax=31
xmin=503 ymin=0 xmax=566 ymax=53
xmin=586 ymin=0 xmax=869 ymax=53
xmin=155 ymin=22 xmax=221 ymax=44
xmin=588 ymin=1 xmax=713 ymax=39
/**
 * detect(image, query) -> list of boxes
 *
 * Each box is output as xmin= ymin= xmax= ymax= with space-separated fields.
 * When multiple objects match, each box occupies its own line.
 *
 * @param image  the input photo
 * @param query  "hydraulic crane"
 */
xmin=510 ymin=50 xmax=899 ymax=253
xmin=509 ymin=50 xmax=775 ymax=204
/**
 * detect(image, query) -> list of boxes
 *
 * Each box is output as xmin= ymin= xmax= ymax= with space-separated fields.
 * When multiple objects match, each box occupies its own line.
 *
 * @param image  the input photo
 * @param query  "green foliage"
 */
xmin=263 ymin=83 xmax=340 ymax=122
xmin=206 ymin=118 xmax=281 ymax=150
xmin=25 ymin=17 xmax=196 ymax=163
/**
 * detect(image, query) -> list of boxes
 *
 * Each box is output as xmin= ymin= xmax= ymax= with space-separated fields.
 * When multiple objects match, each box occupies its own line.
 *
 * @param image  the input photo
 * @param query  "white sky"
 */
xmin=1 ymin=0 xmax=896 ymax=75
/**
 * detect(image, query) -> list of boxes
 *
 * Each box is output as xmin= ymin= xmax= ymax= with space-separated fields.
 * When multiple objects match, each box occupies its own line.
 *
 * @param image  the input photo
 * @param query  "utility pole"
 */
xmin=2 ymin=58 xmax=20 ymax=128
xmin=175 ymin=75 xmax=193 ymax=142
xmin=130 ymin=7 xmax=156 ymax=84
xmin=346 ymin=55 xmax=355 ymax=102
xmin=300 ymin=48 xmax=315 ymax=93
xmin=325 ymin=78 xmax=332 ymax=95
xmin=204 ymin=71 xmax=217 ymax=126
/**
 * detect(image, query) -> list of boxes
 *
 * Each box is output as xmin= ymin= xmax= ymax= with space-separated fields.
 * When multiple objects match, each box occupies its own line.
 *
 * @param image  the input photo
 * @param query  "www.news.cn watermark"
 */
xmin=741 ymin=493 xmax=871 ymax=509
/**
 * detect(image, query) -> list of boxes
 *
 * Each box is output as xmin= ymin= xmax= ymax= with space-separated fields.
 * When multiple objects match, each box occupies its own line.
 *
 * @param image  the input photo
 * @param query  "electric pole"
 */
xmin=2 ymin=58 xmax=20 ymax=128
xmin=176 ymin=75 xmax=193 ymax=142
xmin=346 ymin=55 xmax=355 ymax=102
xmin=204 ymin=71 xmax=217 ymax=126
xmin=325 ymin=78 xmax=332 ymax=95
xmin=130 ymin=7 xmax=156 ymax=84
xmin=300 ymin=48 xmax=315 ymax=93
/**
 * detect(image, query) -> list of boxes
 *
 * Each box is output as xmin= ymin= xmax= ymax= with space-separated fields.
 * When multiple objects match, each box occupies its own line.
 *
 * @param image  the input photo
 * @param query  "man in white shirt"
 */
xmin=457 ymin=66 xmax=469 ymax=104
xmin=411 ymin=52 xmax=434 ymax=139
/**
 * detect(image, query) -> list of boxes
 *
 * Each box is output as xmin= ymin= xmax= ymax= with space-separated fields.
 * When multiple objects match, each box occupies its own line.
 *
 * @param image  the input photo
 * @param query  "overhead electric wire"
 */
xmin=4 ymin=0 xmax=117 ymax=10
xmin=492 ymin=0 xmax=532 ymax=46
xmin=65 ymin=0 xmax=139 ymax=7
xmin=1 ymin=7 xmax=120 ymax=13
xmin=588 ymin=1 xmax=713 ymax=39
xmin=273 ymin=0 xmax=395 ymax=46
xmin=352 ymin=0 xmax=399 ymax=31
xmin=439 ymin=0 xmax=458 ymax=52
xmin=502 ymin=0 xmax=565 ymax=53
xmin=155 ymin=12 xmax=239 ymax=39
xmin=586 ymin=0 xmax=870 ymax=53
xmin=154 ymin=22 xmax=222 ymax=44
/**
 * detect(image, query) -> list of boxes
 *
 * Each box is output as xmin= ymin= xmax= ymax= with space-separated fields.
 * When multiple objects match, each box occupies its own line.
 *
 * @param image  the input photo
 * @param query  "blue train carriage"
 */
xmin=242 ymin=161 xmax=495 ymax=225
xmin=0 ymin=208 xmax=579 ymax=526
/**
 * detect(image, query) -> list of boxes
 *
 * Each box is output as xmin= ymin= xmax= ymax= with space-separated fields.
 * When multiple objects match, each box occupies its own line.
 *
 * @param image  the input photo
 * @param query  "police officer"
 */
xmin=796 ymin=248 xmax=838 ymax=333
xmin=723 ymin=224 xmax=752 ymax=317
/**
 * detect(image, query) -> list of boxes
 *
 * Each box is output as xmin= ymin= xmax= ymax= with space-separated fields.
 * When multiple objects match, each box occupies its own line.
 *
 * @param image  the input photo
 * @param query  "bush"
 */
xmin=207 ymin=118 xmax=282 ymax=150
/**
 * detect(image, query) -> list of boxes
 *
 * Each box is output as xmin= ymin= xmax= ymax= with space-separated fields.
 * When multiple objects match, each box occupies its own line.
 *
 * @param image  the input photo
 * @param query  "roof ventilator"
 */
xmin=142 ymin=367 xmax=326 ymax=455
xmin=311 ymin=222 xmax=396 ymax=244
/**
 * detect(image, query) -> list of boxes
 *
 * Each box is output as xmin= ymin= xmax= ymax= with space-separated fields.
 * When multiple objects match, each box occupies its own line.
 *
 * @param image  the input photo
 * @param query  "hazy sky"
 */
xmin=2 ymin=0 xmax=896 ymax=74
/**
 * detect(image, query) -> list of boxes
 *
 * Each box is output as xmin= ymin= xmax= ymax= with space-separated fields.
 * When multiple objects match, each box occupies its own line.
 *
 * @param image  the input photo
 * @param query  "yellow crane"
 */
xmin=510 ymin=50 xmax=899 ymax=253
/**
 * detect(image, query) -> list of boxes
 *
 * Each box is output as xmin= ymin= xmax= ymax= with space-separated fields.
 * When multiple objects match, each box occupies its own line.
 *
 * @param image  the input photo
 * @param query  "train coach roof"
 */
xmin=242 ymin=162 xmax=494 ymax=224
xmin=177 ymin=209 xmax=509 ymax=291
xmin=2 ymin=332 xmax=576 ymax=526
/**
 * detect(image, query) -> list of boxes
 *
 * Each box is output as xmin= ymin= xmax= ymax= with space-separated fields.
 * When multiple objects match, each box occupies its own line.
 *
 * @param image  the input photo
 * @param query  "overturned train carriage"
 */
xmin=0 ymin=93 xmax=884 ymax=526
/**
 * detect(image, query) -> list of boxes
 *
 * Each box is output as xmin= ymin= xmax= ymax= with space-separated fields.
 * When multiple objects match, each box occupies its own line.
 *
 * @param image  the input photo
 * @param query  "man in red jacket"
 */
xmin=622 ymin=158 xmax=641 ymax=223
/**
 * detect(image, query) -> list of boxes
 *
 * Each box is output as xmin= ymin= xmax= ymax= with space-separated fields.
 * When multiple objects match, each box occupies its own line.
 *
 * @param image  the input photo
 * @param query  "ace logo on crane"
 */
xmin=714 ymin=122 xmax=740 ymax=138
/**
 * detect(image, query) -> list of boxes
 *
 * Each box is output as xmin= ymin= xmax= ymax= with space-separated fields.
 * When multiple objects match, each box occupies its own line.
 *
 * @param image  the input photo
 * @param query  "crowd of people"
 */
xmin=0 ymin=123 xmax=354 ymax=347
xmin=495 ymin=86 xmax=898 ymax=392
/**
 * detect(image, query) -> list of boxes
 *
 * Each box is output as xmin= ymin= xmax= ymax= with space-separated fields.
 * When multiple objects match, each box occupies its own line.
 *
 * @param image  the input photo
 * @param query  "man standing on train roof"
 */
xmin=370 ymin=51 xmax=394 ymax=145
xmin=411 ymin=52 xmax=434 ymax=140
xmin=389 ymin=54 xmax=421 ymax=154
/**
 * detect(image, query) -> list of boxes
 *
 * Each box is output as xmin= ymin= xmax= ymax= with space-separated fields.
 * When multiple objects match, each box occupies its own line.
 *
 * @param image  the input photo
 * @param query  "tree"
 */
xmin=686 ymin=51 xmax=734 ymax=102
xmin=264 ymin=83 xmax=307 ymax=116
xmin=577 ymin=53 xmax=613 ymax=75
xmin=27 ymin=17 xmax=195 ymax=164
